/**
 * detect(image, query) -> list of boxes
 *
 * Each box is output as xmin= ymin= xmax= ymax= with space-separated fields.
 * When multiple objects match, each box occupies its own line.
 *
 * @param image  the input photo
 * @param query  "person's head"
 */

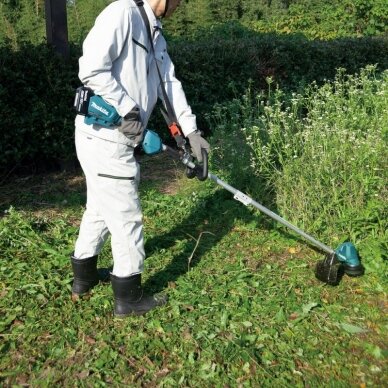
xmin=148 ymin=0 xmax=182 ymax=18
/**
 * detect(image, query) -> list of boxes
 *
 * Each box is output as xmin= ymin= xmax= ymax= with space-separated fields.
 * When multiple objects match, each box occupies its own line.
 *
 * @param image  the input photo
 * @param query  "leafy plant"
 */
xmin=210 ymin=66 xmax=388 ymax=272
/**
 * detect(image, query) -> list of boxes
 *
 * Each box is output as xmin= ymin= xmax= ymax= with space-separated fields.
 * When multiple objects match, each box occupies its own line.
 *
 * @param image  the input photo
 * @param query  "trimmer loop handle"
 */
xmin=185 ymin=148 xmax=208 ymax=181
xmin=197 ymin=148 xmax=208 ymax=181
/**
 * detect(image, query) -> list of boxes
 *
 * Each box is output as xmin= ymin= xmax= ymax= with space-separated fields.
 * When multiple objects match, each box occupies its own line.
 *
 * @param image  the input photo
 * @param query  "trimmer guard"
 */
xmin=315 ymin=253 xmax=344 ymax=286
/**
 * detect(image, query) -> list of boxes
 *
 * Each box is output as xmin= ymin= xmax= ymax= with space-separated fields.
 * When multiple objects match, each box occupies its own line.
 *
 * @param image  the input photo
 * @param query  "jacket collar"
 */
xmin=143 ymin=0 xmax=163 ymax=32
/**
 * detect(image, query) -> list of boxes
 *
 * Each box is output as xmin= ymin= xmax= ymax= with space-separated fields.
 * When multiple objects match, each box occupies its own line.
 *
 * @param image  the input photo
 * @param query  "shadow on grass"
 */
xmin=143 ymin=188 xmax=258 ymax=293
xmin=142 ymin=184 xmax=331 ymax=294
xmin=141 ymin=137 xmax=278 ymax=293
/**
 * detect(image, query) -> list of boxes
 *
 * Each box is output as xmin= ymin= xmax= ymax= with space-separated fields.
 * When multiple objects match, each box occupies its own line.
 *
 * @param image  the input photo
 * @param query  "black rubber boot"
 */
xmin=71 ymin=254 xmax=100 ymax=296
xmin=111 ymin=273 xmax=167 ymax=317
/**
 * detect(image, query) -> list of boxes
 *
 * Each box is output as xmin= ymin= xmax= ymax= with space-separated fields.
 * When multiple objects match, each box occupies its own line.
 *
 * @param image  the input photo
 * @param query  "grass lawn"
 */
xmin=0 ymin=152 xmax=387 ymax=387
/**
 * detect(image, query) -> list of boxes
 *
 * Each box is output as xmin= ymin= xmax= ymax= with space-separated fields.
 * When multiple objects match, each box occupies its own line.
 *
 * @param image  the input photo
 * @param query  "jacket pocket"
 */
xmin=97 ymin=173 xmax=134 ymax=180
xmin=132 ymin=37 xmax=148 ymax=53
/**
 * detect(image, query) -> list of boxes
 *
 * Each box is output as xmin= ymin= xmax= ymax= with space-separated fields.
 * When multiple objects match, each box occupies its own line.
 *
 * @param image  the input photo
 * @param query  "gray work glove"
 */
xmin=187 ymin=130 xmax=210 ymax=162
xmin=119 ymin=107 xmax=144 ymax=142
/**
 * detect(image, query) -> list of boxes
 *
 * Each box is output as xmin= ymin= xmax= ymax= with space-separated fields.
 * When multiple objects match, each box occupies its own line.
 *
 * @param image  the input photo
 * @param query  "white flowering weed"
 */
xmin=210 ymin=67 xmax=387 ymax=267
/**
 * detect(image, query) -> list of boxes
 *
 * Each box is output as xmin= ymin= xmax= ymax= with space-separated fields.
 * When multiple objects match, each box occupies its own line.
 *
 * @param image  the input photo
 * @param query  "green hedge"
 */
xmin=169 ymin=28 xmax=388 ymax=118
xmin=0 ymin=30 xmax=387 ymax=175
xmin=0 ymin=43 xmax=78 ymax=173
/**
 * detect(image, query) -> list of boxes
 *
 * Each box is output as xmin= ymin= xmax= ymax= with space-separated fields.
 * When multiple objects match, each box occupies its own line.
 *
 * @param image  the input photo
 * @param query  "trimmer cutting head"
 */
xmin=315 ymin=242 xmax=364 ymax=285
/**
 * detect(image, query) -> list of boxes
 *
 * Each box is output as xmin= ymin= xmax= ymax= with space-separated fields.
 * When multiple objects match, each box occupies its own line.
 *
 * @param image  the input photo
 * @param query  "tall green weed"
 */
xmin=210 ymin=66 xmax=387 ymax=272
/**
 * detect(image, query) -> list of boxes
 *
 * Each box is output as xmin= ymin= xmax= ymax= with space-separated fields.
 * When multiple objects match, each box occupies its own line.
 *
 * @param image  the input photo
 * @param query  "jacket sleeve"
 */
xmin=159 ymin=51 xmax=197 ymax=137
xmin=78 ymin=4 xmax=136 ymax=117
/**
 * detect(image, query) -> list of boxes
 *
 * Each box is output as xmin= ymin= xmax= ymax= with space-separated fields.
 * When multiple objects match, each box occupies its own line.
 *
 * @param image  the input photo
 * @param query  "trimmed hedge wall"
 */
xmin=169 ymin=32 xmax=388 ymax=118
xmin=0 ymin=31 xmax=387 ymax=175
xmin=0 ymin=44 xmax=79 ymax=174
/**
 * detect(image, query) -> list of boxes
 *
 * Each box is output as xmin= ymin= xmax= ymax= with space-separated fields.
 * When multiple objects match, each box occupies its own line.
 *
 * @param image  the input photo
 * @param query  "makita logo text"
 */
xmin=91 ymin=101 xmax=109 ymax=116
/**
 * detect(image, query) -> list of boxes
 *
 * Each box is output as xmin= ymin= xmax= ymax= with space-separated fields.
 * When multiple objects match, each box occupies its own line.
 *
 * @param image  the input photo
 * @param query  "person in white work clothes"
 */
xmin=71 ymin=0 xmax=210 ymax=317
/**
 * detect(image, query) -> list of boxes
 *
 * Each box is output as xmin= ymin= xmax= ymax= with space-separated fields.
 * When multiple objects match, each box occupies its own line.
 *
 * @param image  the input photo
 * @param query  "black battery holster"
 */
xmin=74 ymin=86 xmax=94 ymax=115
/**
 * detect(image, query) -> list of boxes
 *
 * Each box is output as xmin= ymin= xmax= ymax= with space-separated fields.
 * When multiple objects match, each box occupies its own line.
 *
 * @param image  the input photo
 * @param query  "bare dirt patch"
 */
xmin=138 ymin=151 xmax=186 ymax=194
xmin=0 ymin=152 xmax=183 ymax=216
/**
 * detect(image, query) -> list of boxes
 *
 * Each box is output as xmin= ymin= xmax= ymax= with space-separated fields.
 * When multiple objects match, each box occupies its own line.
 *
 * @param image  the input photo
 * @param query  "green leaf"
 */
xmin=275 ymin=307 xmax=286 ymax=322
xmin=220 ymin=311 xmax=228 ymax=328
xmin=371 ymin=345 xmax=382 ymax=359
xmin=365 ymin=343 xmax=383 ymax=359
xmin=340 ymin=323 xmax=367 ymax=334
xmin=302 ymin=302 xmax=319 ymax=315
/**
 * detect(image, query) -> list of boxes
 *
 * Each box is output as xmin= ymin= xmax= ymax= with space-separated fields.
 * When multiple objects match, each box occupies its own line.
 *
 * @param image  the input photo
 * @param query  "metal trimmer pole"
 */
xmin=208 ymin=173 xmax=335 ymax=255
xmin=163 ymin=144 xmax=335 ymax=256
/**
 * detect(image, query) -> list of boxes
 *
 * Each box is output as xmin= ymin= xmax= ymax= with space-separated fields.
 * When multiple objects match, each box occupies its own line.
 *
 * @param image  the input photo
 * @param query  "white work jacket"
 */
xmin=76 ymin=0 xmax=197 ymax=145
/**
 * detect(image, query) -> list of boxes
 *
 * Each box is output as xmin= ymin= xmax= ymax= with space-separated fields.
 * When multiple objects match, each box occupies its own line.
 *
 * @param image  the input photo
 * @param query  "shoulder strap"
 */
xmin=135 ymin=1 xmax=185 ymax=147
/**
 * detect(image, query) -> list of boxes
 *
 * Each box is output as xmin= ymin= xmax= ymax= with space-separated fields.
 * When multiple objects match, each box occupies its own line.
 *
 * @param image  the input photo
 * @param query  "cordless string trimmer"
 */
xmin=142 ymin=129 xmax=365 ymax=286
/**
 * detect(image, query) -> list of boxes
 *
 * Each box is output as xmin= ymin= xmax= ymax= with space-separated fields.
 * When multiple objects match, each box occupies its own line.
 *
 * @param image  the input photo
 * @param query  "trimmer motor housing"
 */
xmin=335 ymin=242 xmax=365 ymax=277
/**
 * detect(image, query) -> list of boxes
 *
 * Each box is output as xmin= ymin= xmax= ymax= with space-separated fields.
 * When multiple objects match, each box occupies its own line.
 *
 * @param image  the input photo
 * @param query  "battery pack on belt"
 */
xmin=74 ymin=86 xmax=121 ymax=127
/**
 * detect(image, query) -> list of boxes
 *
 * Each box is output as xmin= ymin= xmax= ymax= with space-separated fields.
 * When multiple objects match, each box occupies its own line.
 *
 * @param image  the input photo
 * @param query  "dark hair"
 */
xmin=162 ymin=0 xmax=170 ymax=18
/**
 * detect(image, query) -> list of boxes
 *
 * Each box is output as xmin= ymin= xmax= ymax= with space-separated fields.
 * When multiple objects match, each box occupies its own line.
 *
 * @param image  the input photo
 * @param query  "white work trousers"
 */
xmin=74 ymin=128 xmax=145 ymax=277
